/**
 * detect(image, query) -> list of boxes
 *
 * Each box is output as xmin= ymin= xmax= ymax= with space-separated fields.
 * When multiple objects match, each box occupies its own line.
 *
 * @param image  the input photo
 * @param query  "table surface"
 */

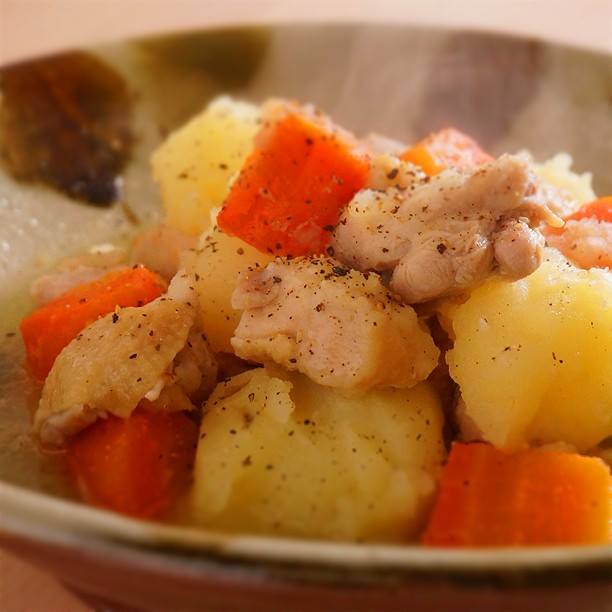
xmin=0 ymin=1 xmax=611 ymax=610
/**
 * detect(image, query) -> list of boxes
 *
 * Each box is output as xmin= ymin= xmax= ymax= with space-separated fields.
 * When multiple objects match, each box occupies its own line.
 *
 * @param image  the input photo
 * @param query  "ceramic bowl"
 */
xmin=0 ymin=23 xmax=610 ymax=612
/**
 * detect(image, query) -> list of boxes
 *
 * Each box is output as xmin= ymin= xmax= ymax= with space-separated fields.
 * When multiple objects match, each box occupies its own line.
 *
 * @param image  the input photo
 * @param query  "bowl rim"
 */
xmin=2 ymin=480 xmax=611 ymax=586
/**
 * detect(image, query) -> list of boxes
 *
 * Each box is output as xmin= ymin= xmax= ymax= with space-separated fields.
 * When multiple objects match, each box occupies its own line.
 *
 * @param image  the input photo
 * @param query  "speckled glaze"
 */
xmin=0 ymin=24 xmax=611 ymax=612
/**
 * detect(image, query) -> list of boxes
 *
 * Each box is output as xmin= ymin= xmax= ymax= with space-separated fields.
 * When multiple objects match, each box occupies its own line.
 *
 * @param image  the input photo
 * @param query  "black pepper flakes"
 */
xmin=386 ymin=167 xmax=399 ymax=180
xmin=331 ymin=266 xmax=348 ymax=277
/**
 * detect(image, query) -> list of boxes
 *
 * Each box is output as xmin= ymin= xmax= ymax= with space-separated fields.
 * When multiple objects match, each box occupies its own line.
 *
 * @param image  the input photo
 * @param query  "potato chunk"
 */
xmin=447 ymin=250 xmax=612 ymax=452
xmin=182 ymin=227 xmax=273 ymax=353
xmin=152 ymin=96 xmax=260 ymax=236
xmin=191 ymin=368 xmax=445 ymax=542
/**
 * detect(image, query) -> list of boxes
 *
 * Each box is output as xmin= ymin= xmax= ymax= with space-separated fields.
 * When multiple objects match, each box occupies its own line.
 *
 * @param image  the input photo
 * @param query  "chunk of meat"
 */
xmin=163 ymin=328 xmax=218 ymax=405
xmin=130 ymin=223 xmax=197 ymax=281
xmin=493 ymin=219 xmax=546 ymax=279
xmin=544 ymin=197 xmax=612 ymax=270
xmin=546 ymin=218 xmax=612 ymax=270
xmin=332 ymin=155 xmax=561 ymax=303
xmin=231 ymin=257 xmax=439 ymax=391
xmin=22 ymin=266 xmax=167 ymax=380
xmin=35 ymin=272 xmax=216 ymax=446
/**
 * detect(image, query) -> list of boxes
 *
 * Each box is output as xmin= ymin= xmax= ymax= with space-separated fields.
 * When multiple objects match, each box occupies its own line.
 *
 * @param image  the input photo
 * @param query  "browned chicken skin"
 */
xmin=332 ymin=154 xmax=561 ymax=303
xmin=231 ymin=257 xmax=439 ymax=391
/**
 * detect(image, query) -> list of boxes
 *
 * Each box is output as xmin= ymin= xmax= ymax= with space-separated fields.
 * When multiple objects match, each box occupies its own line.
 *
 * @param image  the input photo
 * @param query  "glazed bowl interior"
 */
xmin=0 ymin=22 xmax=611 ymax=590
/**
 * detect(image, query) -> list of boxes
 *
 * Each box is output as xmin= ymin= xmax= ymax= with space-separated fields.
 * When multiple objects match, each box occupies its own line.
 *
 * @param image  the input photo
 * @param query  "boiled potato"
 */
xmin=182 ymin=226 xmax=273 ymax=353
xmin=152 ymin=96 xmax=260 ymax=236
xmin=447 ymin=250 xmax=612 ymax=452
xmin=191 ymin=367 xmax=445 ymax=542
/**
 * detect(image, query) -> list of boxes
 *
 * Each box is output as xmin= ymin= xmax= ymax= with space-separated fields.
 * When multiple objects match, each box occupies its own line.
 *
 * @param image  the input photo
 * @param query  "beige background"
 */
xmin=1 ymin=0 xmax=612 ymax=64
xmin=0 ymin=1 xmax=611 ymax=610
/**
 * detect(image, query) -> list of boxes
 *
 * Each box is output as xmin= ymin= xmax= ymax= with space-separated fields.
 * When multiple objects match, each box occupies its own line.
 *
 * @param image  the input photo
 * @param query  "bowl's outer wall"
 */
xmin=2 ymin=532 xmax=612 ymax=612
xmin=0 ymin=23 xmax=611 ymax=612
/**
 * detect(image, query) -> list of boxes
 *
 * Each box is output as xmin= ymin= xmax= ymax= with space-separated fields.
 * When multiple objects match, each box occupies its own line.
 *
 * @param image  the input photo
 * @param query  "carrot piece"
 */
xmin=66 ymin=407 xmax=198 ymax=519
xmin=400 ymin=128 xmax=493 ymax=176
xmin=423 ymin=443 xmax=611 ymax=547
xmin=544 ymin=196 xmax=612 ymax=238
xmin=20 ymin=266 xmax=166 ymax=380
xmin=565 ymin=196 xmax=612 ymax=224
xmin=217 ymin=110 xmax=368 ymax=256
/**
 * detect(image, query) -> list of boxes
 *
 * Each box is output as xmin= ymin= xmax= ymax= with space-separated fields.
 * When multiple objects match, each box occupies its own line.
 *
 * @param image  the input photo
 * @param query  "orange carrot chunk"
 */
xmin=544 ymin=196 xmax=612 ymax=238
xmin=423 ymin=443 xmax=611 ymax=547
xmin=565 ymin=196 xmax=612 ymax=224
xmin=20 ymin=266 xmax=166 ymax=380
xmin=400 ymin=128 xmax=493 ymax=176
xmin=66 ymin=407 xmax=198 ymax=519
xmin=217 ymin=110 xmax=368 ymax=256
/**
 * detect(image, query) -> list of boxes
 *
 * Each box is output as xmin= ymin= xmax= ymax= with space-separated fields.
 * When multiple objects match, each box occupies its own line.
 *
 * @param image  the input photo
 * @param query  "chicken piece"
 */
xmin=131 ymin=223 xmax=197 ymax=281
xmin=35 ymin=272 xmax=216 ymax=446
xmin=493 ymin=219 xmax=546 ymax=278
xmin=231 ymin=257 xmax=439 ymax=391
xmin=143 ymin=327 xmax=219 ymax=413
xmin=332 ymin=154 xmax=561 ymax=303
xmin=546 ymin=218 xmax=612 ymax=270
